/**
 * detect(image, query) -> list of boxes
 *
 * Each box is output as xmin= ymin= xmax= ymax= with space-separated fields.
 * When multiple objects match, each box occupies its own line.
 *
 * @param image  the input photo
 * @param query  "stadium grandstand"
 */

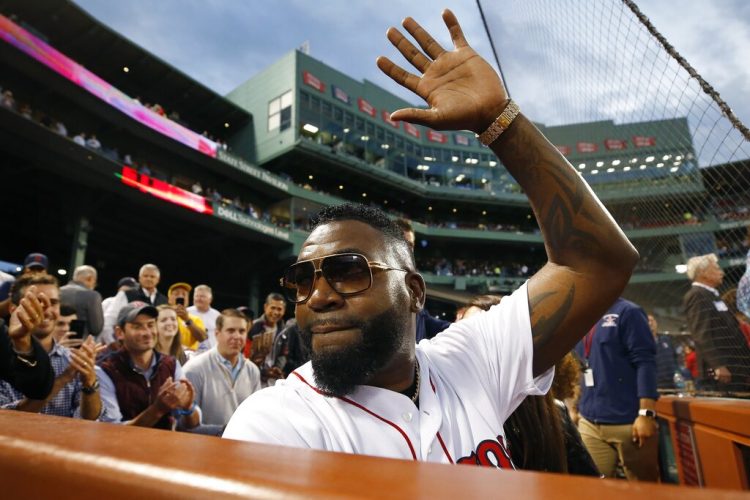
xmin=1 ymin=0 xmax=749 ymax=494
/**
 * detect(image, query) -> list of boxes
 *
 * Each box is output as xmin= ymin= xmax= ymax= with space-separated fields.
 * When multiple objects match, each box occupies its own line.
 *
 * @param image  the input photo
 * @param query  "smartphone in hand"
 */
xmin=69 ymin=319 xmax=86 ymax=342
xmin=175 ymin=297 xmax=185 ymax=306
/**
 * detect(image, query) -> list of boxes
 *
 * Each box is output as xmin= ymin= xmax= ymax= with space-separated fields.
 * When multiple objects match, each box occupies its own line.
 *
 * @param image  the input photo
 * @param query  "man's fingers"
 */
xmin=376 ymin=56 xmax=421 ymax=95
xmin=442 ymin=9 xmax=468 ymax=49
xmin=390 ymin=107 xmax=436 ymax=128
xmin=402 ymin=16 xmax=446 ymax=60
xmin=386 ymin=27 xmax=431 ymax=73
xmin=36 ymin=291 xmax=51 ymax=310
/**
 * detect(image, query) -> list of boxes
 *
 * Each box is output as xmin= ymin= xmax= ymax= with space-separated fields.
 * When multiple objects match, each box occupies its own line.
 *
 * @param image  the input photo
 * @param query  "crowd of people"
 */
xmin=1 ymin=83 xmax=293 ymax=230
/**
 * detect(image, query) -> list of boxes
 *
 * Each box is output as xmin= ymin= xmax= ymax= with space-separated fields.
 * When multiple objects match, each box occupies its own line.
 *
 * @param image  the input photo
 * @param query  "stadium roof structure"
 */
xmin=0 ymin=0 xmax=250 ymax=136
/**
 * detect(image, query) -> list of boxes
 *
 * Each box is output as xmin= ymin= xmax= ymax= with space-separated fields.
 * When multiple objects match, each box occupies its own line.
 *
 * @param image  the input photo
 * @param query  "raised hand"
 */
xmin=155 ymin=376 xmax=181 ymax=413
xmin=376 ymin=9 xmax=507 ymax=134
xmin=175 ymin=378 xmax=195 ymax=410
xmin=68 ymin=336 xmax=99 ymax=387
xmin=8 ymin=286 xmax=50 ymax=341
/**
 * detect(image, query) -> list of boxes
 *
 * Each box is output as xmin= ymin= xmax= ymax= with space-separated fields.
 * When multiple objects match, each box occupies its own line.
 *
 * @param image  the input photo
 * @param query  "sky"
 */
xmin=73 ymin=0 xmax=750 ymax=136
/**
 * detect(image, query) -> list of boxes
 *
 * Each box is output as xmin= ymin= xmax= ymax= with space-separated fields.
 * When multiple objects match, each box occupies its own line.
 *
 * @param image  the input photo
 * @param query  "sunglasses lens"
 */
xmin=283 ymin=261 xmax=315 ymax=303
xmin=322 ymin=254 xmax=371 ymax=295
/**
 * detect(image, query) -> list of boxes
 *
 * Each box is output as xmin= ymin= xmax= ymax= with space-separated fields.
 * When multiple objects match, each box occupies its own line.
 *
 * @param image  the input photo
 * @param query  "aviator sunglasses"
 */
xmin=280 ymin=253 xmax=409 ymax=304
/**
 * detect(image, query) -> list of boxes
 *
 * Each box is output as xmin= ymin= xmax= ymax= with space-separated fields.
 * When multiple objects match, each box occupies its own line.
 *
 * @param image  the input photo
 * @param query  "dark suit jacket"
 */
xmin=59 ymin=281 xmax=104 ymax=337
xmin=683 ymin=284 xmax=750 ymax=381
xmin=125 ymin=286 xmax=168 ymax=306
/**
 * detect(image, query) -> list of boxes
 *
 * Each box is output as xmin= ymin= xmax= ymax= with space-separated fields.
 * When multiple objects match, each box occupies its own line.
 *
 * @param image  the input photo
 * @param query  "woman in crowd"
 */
xmin=156 ymin=304 xmax=187 ymax=366
xmin=462 ymin=295 xmax=600 ymax=476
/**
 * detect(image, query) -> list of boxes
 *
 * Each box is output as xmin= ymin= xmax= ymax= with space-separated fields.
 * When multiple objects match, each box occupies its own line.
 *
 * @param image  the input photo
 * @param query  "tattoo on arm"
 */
xmin=530 ymin=285 xmax=575 ymax=350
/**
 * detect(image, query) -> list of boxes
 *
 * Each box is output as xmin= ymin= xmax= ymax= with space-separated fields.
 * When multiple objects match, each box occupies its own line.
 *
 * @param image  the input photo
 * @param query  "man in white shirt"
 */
xmin=188 ymin=284 xmax=221 ymax=351
xmin=184 ymin=309 xmax=261 ymax=428
xmin=223 ymin=10 xmax=638 ymax=466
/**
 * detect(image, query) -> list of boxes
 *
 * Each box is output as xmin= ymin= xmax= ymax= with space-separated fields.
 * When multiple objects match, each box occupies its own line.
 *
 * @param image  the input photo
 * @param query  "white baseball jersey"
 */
xmin=223 ymin=282 xmax=553 ymax=467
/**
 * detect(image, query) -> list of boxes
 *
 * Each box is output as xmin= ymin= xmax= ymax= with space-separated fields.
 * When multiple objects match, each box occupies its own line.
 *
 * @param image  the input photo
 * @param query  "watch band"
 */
xmin=638 ymin=408 xmax=656 ymax=418
xmin=82 ymin=379 xmax=100 ymax=394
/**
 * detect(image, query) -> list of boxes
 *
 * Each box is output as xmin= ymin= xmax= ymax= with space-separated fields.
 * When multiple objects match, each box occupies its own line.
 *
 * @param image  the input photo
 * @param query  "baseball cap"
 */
xmin=23 ymin=253 xmax=49 ymax=270
xmin=117 ymin=301 xmax=158 ymax=328
xmin=117 ymin=276 xmax=138 ymax=288
xmin=168 ymin=282 xmax=192 ymax=295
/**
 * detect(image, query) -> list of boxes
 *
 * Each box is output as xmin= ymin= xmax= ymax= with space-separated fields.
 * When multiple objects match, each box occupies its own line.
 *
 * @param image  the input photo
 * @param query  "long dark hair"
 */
xmin=466 ymin=294 xmax=567 ymax=472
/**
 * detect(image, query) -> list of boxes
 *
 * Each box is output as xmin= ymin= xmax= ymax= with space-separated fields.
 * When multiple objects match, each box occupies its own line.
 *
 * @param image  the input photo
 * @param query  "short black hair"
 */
xmin=265 ymin=292 xmax=286 ymax=304
xmin=310 ymin=204 xmax=413 ymax=266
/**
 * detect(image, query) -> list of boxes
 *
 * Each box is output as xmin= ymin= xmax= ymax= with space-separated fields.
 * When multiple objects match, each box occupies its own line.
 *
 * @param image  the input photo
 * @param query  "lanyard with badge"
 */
xmin=582 ymin=324 xmax=597 ymax=387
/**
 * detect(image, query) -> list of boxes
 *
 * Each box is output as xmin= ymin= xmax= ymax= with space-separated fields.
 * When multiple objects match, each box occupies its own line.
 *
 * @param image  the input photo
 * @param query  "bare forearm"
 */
xmin=490 ymin=114 xmax=637 ymax=272
xmin=126 ymin=404 xmax=168 ymax=427
xmin=80 ymin=392 xmax=102 ymax=420
xmin=640 ymin=398 xmax=656 ymax=411
xmin=188 ymin=323 xmax=206 ymax=342
xmin=490 ymin=114 xmax=638 ymax=374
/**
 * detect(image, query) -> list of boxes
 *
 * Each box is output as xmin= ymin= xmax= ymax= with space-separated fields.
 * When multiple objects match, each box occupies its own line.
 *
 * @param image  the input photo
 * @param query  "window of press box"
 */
xmin=268 ymin=90 xmax=293 ymax=132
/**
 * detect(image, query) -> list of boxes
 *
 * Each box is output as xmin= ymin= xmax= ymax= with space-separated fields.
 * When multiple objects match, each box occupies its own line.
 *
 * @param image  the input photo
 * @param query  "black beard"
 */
xmin=300 ymin=306 xmax=407 ymax=397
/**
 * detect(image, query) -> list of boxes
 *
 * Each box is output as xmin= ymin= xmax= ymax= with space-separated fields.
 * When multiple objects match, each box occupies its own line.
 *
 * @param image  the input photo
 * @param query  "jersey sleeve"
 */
xmin=421 ymin=282 xmax=553 ymax=422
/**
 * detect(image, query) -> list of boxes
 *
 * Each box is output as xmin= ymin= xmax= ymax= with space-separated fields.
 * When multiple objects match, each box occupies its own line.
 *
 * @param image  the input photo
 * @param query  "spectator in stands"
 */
xmin=1 ymin=276 xmax=55 ymax=400
xmin=574 ymin=298 xmax=658 ymax=481
xmin=102 ymin=264 xmax=168 ymax=344
xmin=52 ymin=304 xmax=82 ymax=349
xmin=0 ymin=89 xmax=15 ymax=109
xmin=59 ymin=265 xmax=103 ymax=338
xmin=737 ymin=249 xmax=750 ymax=319
xmin=155 ymin=305 xmax=187 ymax=366
xmin=247 ymin=293 xmax=287 ymax=385
xmin=0 ymin=274 xmax=101 ymax=419
xmin=649 ymin=313 xmax=679 ymax=389
xmin=188 ymin=284 xmax=221 ymax=351
xmin=191 ymin=181 xmax=203 ymax=195
xmin=167 ymin=282 xmax=206 ymax=351
xmin=183 ymin=309 xmax=261 ymax=428
xmin=100 ymin=277 xmax=137 ymax=344
xmin=19 ymin=103 xmax=32 ymax=119
xmin=52 ymin=120 xmax=67 ymax=136
xmin=683 ymin=254 xmax=750 ymax=392
xmin=97 ymin=302 xmax=200 ymax=430
xmin=722 ymin=288 xmax=750 ymax=348
xmin=0 ymin=252 xmax=50 ymax=318
xmin=72 ymin=132 xmax=86 ymax=146
xmin=279 ymin=319 xmax=309 ymax=376
xmin=395 ymin=218 xmax=450 ymax=342
xmin=85 ymin=134 xmax=101 ymax=150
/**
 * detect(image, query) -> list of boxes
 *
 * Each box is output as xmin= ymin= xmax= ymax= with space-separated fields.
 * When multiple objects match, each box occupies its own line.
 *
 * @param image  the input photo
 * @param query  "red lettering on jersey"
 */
xmin=456 ymin=435 xmax=515 ymax=469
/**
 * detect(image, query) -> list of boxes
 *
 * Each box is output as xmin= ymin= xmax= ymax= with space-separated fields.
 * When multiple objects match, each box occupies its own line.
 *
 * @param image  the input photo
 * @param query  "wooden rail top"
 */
xmin=657 ymin=396 xmax=750 ymax=438
xmin=0 ymin=410 xmax=746 ymax=499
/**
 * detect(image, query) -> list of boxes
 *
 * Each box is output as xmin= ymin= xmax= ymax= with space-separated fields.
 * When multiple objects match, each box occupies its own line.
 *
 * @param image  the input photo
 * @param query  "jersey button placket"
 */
xmin=402 ymin=412 xmax=413 ymax=422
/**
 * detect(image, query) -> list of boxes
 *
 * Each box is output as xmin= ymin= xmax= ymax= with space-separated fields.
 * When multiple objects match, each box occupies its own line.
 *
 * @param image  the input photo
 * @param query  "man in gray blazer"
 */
xmin=60 ymin=265 xmax=103 ymax=338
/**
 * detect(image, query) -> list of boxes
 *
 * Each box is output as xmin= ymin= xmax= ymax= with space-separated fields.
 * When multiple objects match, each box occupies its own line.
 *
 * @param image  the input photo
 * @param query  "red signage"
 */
xmin=454 ymin=134 xmax=470 ymax=146
xmin=303 ymin=71 xmax=325 ymax=92
xmin=381 ymin=110 xmax=400 ymax=129
xmin=604 ymin=139 xmax=627 ymax=150
xmin=577 ymin=141 xmax=598 ymax=153
xmin=119 ymin=166 xmax=213 ymax=214
xmin=675 ymin=421 xmax=703 ymax=486
xmin=633 ymin=135 xmax=656 ymax=147
xmin=404 ymin=122 xmax=420 ymax=138
xmin=357 ymin=97 xmax=376 ymax=117
xmin=427 ymin=130 xmax=447 ymax=143
xmin=556 ymin=145 xmax=571 ymax=156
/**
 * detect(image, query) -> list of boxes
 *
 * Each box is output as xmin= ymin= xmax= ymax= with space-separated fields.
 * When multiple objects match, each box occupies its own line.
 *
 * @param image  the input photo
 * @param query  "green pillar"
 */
xmin=69 ymin=216 xmax=91 ymax=273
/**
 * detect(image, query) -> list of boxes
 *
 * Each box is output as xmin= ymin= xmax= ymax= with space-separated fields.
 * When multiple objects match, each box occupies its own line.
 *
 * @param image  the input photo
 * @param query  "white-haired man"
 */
xmin=60 ymin=265 xmax=103 ymax=338
xmin=683 ymin=253 xmax=750 ymax=392
xmin=188 ymin=284 xmax=221 ymax=351
xmin=101 ymin=264 xmax=168 ymax=344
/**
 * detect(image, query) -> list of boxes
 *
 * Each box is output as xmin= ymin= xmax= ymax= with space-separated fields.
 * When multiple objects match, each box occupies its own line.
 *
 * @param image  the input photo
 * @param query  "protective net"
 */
xmin=477 ymin=0 xmax=750 ymax=396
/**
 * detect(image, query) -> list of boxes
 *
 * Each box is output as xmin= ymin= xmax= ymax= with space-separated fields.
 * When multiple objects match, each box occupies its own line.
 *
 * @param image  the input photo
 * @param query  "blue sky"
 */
xmin=74 ymin=1 xmax=749 ymax=134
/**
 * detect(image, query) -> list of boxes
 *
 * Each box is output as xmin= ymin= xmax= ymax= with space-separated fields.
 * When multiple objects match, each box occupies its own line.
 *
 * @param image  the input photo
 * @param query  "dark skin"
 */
xmin=376 ymin=10 xmax=638 ymax=377
xmin=297 ymin=10 xmax=637 ymax=395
